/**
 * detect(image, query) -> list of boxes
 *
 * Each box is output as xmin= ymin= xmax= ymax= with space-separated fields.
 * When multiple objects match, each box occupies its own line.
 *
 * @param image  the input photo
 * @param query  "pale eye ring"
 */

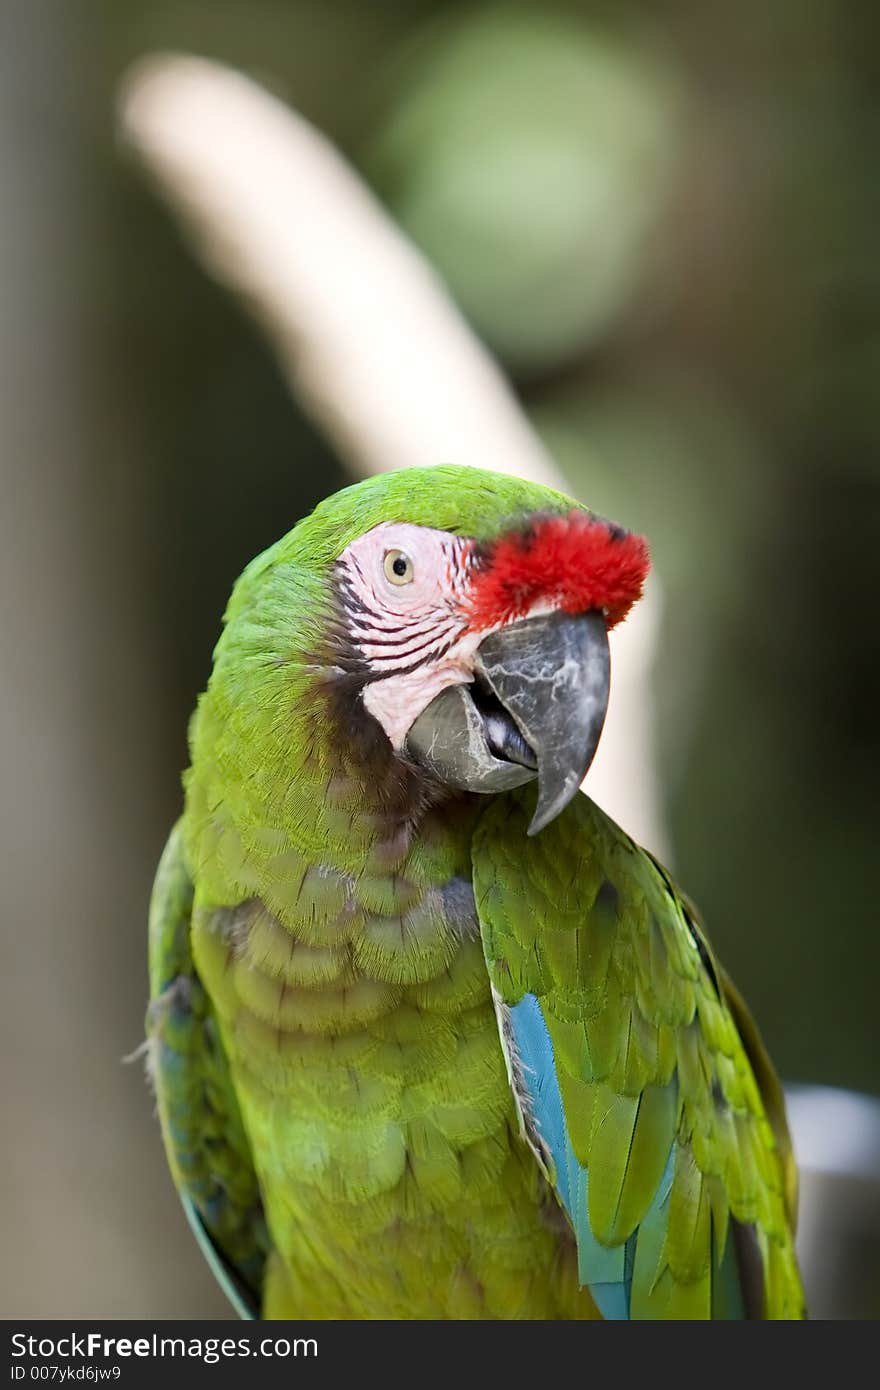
xmin=383 ymin=549 xmax=414 ymax=586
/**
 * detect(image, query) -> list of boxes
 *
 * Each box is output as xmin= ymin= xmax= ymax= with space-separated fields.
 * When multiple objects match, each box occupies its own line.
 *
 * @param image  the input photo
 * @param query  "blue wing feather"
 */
xmin=509 ymin=993 xmax=641 ymax=1319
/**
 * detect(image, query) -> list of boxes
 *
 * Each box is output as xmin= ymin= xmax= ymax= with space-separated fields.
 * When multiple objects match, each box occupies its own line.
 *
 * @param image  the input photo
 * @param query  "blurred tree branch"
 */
xmin=119 ymin=53 xmax=668 ymax=857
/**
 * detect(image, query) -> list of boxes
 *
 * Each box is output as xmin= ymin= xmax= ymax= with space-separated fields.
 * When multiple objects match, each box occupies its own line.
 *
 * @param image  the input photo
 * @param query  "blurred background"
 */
xmin=2 ymin=0 xmax=878 ymax=1319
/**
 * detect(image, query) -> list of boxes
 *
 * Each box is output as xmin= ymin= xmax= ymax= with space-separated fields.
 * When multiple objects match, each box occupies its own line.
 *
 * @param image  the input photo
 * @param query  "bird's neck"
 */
xmin=183 ymin=660 xmax=480 ymax=939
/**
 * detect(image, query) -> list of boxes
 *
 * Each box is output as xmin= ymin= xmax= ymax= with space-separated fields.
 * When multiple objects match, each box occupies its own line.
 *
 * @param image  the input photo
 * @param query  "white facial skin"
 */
xmin=336 ymin=522 xmax=486 ymax=747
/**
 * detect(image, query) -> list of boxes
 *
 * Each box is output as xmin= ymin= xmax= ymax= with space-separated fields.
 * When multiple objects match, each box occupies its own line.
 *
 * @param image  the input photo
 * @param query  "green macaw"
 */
xmin=147 ymin=465 xmax=804 ymax=1319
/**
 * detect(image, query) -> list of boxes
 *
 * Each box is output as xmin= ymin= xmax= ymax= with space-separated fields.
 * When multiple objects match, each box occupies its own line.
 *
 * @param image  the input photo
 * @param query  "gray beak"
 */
xmin=403 ymin=610 xmax=610 ymax=835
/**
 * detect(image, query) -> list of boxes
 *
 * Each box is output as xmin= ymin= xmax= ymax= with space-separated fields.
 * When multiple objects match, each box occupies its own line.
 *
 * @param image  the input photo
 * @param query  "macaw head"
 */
xmin=308 ymin=466 xmax=649 ymax=834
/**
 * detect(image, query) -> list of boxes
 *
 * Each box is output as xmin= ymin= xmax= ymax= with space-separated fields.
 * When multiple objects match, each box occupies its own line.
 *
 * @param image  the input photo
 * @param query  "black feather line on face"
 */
xmin=305 ymin=575 xmax=448 ymax=819
xmin=331 ymin=565 xmax=460 ymax=681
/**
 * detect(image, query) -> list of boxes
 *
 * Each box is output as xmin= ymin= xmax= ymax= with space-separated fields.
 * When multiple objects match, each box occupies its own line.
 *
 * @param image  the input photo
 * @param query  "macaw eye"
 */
xmin=383 ymin=550 xmax=414 ymax=586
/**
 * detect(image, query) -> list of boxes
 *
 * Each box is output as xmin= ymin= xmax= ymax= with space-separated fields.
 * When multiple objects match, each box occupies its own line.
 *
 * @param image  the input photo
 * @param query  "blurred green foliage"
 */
xmin=367 ymin=5 xmax=682 ymax=370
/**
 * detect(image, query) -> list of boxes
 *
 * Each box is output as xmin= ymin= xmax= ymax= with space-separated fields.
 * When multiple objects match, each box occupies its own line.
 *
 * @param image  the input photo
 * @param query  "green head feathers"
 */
xmin=227 ymin=464 xmax=581 ymax=611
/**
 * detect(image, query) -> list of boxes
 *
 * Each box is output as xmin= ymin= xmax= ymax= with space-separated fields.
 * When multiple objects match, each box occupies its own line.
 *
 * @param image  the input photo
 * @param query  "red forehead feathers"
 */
xmin=466 ymin=510 xmax=650 ymax=631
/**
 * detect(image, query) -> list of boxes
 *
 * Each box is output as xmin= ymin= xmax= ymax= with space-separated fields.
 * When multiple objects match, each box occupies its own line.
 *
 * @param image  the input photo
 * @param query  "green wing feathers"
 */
xmin=147 ymin=823 xmax=269 ymax=1316
xmin=472 ymin=787 xmax=805 ymax=1320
